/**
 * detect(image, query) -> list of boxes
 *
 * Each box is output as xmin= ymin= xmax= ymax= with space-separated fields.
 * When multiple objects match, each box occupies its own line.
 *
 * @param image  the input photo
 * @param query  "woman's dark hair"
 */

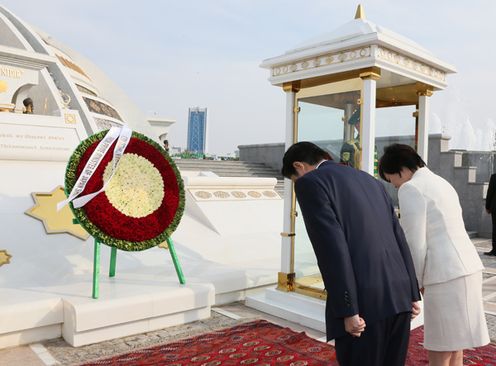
xmin=378 ymin=143 xmax=426 ymax=181
xmin=281 ymin=141 xmax=331 ymax=179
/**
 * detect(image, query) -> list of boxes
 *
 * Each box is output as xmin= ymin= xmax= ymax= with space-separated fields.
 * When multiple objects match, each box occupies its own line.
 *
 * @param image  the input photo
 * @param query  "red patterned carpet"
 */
xmin=406 ymin=325 xmax=496 ymax=366
xmin=80 ymin=320 xmax=496 ymax=365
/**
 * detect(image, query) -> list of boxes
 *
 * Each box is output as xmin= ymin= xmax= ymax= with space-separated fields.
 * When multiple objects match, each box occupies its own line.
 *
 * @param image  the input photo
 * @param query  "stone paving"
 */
xmin=43 ymin=311 xmax=247 ymax=366
xmin=474 ymin=238 xmax=496 ymax=268
xmin=474 ymin=238 xmax=496 ymax=339
xmin=487 ymin=313 xmax=496 ymax=339
xmin=1 ymin=238 xmax=496 ymax=365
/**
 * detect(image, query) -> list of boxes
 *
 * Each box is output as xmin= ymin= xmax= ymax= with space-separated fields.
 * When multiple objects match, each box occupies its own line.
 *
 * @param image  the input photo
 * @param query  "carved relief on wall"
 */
xmin=94 ymin=118 xmax=123 ymax=131
xmin=272 ymin=47 xmax=372 ymax=77
xmin=376 ymin=47 xmax=446 ymax=82
xmin=83 ymin=97 xmax=122 ymax=121
xmin=195 ymin=191 xmax=212 ymax=199
xmin=190 ymin=189 xmax=280 ymax=201
xmin=56 ymin=55 xmax=90 ymax=79
xmin=213 ymin=191 xmax=230 ymax=199
xmin=271 ymin=45 xmax=446 ymax=83
xmin=231 ymin=191 xmax=247 ymax=198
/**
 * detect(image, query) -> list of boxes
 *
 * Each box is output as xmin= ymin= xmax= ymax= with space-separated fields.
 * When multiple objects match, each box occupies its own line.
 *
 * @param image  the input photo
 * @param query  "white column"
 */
xmin=281 ymin=90 xmax=295 ymax=274
xmin=417 ymin=92 xmax=431 ymax=163
xmin=360 ymin=76 xmax=378 ymax=175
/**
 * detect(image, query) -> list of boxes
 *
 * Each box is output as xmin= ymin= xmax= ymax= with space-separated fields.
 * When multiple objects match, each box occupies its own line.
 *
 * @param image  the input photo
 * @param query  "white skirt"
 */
xmin=423 ymin=271 xmax=490 ymax=351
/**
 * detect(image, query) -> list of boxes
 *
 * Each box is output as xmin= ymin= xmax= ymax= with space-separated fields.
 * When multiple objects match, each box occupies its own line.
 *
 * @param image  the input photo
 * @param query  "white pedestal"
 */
xmin=246 ymin=288 xmax=326 ymax=333
xmin=246 ymin=288 xmax=424 ymax=339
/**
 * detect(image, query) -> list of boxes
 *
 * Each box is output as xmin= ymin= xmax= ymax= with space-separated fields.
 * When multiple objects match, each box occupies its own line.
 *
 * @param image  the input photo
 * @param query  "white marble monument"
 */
xmin=0 ymin=6 xmax=282 ymax=348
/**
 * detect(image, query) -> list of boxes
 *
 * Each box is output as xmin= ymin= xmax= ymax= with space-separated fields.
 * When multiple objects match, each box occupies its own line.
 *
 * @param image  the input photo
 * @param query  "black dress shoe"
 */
xmin=484 ymin=251 xmax=496 ymax=256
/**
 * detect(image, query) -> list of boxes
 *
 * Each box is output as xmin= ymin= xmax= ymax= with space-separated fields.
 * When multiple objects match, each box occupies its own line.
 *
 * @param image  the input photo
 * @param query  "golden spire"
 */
xmin=354 ymin=4 xmax=366 ymax=20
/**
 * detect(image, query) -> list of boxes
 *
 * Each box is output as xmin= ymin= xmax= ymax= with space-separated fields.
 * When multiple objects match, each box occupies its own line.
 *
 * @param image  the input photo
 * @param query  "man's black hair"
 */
xmin=281 ymin=141 xmax=331 ymax=179
xmin=378 ymin=143 xmax=426 ymax=181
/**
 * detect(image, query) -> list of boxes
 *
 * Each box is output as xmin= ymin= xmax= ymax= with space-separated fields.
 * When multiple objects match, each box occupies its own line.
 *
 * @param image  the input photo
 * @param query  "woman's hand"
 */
xmin=411 ymin=301 xmax=421 ymax=319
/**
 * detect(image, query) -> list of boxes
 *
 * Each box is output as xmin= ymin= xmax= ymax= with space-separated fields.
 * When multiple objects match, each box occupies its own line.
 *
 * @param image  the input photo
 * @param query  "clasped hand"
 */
xmin=344 ymin=314 xmax=366 ymax=337
xmin=345 ymin=302 xmax=421 ymax=337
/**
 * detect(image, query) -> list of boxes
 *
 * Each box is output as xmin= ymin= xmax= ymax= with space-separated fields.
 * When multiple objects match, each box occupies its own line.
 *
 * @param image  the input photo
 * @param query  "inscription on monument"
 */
xmin=0 ymin=65 xmax=38 ymax=104
xmin=0 ymin=66 xmax=22 ymax=79
xmin=0 ymin=123 xmax=80 ymax=161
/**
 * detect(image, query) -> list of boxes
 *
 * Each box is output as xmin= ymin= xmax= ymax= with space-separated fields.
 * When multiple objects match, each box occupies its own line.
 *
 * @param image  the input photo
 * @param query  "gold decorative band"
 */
xmin=416 ymin=90 xmax=433 ymax=97
xmin=359 ymin=71 xmax=381 ymax=80
xmin=415 ymin=82 xmax=434 ymax=97
xmin=280 ymin=232 xmax=296 ymax=237
xmin=282 ymin=81 xmax=301 ymax=93
xmin=359 ymin=67 xmax=381 ymax=81
xmin=277 ymin=272 xmax=295 ymax=292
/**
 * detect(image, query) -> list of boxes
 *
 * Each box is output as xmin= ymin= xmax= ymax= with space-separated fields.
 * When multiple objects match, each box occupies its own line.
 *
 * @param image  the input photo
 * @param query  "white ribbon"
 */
xmin=57 ymin=126 xmax=132 ymax=211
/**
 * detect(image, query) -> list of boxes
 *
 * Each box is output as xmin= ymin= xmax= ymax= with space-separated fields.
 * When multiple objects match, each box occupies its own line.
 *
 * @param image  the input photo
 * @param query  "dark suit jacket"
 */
xmin=486 ymin=174 xmax=496 ymax=211
xmin=294 ymin=161 xmax=421 ymax=340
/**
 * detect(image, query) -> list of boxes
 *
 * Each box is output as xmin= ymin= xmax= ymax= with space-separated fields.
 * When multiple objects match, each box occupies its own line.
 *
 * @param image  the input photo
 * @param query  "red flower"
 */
xmin=65 ymin=131 xmax=184 ymax=251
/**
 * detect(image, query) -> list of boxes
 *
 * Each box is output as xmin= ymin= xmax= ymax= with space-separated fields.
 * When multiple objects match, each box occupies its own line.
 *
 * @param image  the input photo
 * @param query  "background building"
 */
xmin=187 ymin=107 xmax=207 ymax=154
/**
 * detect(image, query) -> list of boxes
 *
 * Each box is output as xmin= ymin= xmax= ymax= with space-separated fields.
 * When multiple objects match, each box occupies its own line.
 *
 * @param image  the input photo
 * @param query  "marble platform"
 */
xmin=0 ymin=171 xmax=283 ymax=348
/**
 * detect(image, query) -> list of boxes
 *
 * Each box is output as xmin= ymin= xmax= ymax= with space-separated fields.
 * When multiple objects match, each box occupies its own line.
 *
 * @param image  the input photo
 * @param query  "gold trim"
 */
xmin=359 ymin=67 xmax=381 ymax=80
xmin=288 ymin=90 xmax=298 ymax=273
xmin=294 ymin=274 xmax=327 ymax=300
xmin=416 ymin=90 xmax=433 ymax=97
xmin=280 ymin=232 xmax=295 ymax=237
xmin=294 ymin=285 xmax=327 ymax=300
xmin=277 ymin=272 xmax=295 ymax=292
xmin=415 ymin=82 xmax=434 ymax=97
xmin=296 ymin=78 xmax=362 ymax=100
xmin=282 ymin=81 xmax=301 ymax=93
xmin=375 ymin=83 xmax=433 ymax=108
xmin=354 ymin=4 xmax=366 ymax=20
xmin=298 ymin=68 xmax=369 ymax=90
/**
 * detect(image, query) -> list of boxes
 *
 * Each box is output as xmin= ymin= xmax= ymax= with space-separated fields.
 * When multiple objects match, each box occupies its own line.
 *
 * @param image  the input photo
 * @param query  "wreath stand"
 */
xmin=64 ymin=129 xmax=187 ymax=299
xmin=90 ymin=237 xmax=185 ymax=299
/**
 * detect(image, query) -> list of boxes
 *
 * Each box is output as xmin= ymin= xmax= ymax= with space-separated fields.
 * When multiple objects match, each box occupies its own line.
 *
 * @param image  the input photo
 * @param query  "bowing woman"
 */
xmin=379 ymin=144 xmax=489 ymax=366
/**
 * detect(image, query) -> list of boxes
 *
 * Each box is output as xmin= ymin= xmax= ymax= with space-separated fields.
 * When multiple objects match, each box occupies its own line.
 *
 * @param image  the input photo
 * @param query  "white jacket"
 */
xmin=398 ymin=167 xmax=483 ymax=288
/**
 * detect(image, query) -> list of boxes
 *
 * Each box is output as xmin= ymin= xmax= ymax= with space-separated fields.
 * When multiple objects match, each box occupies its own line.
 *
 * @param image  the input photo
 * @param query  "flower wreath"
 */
xmin=65 ymin=130 xmax=185 ymax=251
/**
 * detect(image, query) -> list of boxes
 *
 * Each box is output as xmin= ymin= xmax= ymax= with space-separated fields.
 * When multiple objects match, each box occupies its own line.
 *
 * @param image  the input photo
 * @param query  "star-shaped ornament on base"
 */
xmin=0 ymin=250 xmax=12 ymax=266
xmin=25 ymin=186 xmax=89 ymax=240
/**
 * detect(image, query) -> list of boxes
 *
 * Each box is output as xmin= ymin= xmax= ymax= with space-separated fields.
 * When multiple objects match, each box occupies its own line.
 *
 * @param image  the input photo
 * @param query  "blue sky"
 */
xmin=4 ymin=1 xmax=496 ymax=153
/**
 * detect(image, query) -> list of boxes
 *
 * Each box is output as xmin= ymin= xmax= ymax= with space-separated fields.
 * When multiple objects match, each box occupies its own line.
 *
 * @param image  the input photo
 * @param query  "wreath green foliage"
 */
xmin=65 ymin=130 xmax=185 ymax=251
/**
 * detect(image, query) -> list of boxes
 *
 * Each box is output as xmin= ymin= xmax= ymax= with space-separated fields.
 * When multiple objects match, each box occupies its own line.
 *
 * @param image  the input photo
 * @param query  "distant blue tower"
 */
xmin=187 ymin=107 xmax=207 ymax=154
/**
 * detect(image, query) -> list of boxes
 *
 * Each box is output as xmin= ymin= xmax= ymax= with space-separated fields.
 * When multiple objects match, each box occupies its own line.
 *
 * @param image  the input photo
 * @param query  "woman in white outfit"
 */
xmin=378 ymin=144 xmax=489 ymax=366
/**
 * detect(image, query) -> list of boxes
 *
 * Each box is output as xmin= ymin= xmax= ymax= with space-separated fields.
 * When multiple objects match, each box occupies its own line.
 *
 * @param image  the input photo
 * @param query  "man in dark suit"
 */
xmin=282 ymin=142 xmax=421 ymax=366
xmin=485 ymin=173 xmax=496 ymax=255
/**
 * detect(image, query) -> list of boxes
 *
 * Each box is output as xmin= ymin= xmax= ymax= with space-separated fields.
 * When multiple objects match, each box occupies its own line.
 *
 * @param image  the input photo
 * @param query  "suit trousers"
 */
xmin=492 ymin=212 xmax=496 ymax=252
xmin=334 ymin=312 xmax=411 ymax=366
